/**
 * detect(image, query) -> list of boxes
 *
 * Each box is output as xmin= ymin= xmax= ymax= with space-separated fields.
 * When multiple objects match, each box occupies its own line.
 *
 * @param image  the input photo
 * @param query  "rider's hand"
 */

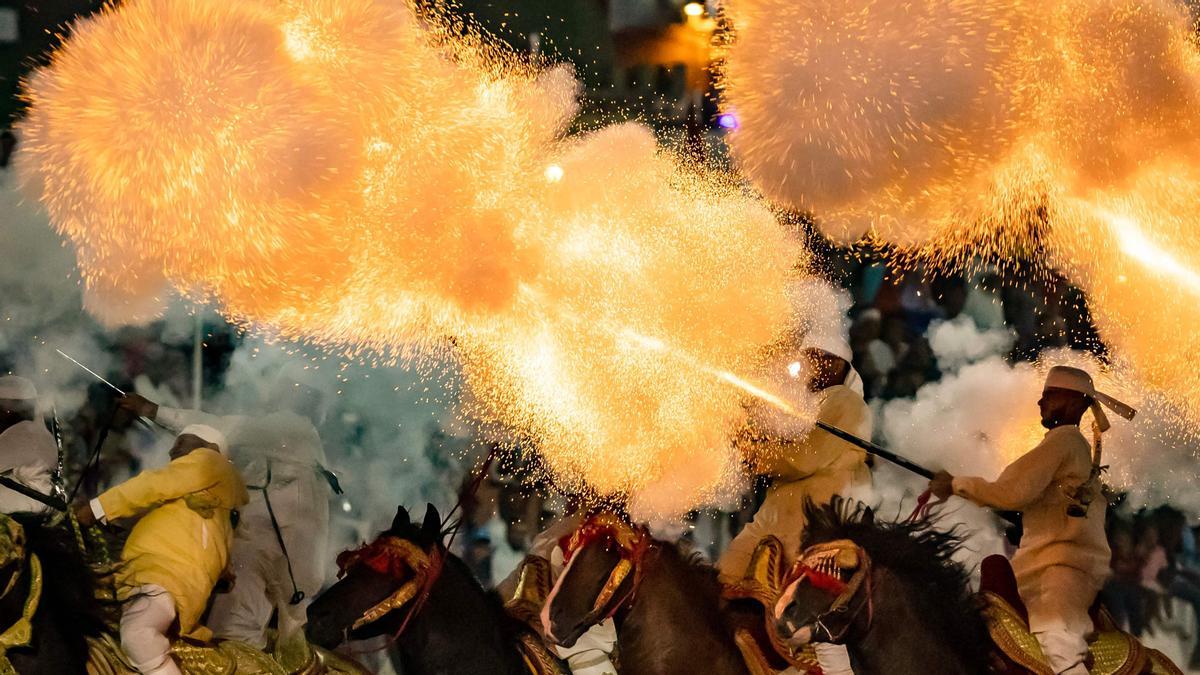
xmin=118 ymin=393 xmax=159 ymax=419
xmin=74 ymin=503 xmax=97 ymax=527
xmin=215 ymin=567 xmax=237 ymax=593
xmin=929 ymin=470 xmax=955 ymax=501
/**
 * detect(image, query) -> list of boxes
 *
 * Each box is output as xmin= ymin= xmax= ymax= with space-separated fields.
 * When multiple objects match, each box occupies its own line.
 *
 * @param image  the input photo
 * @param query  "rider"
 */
xmin=719 ymin=332 xmax=872 ymax=578
xmin=118 ymin=367 xmax=334 ymax=652
xmin=75 ymin=425 xmax=247 ymax=675
xmin=718 ymin=329 xmax=872 ymax=675
xmin=0 ymin=376 xmax=57 ymax=514
xmin=930 ymin=365 xmax=1134 ymax=675
xmin=498 ymin=496 xmax=617 ymax=675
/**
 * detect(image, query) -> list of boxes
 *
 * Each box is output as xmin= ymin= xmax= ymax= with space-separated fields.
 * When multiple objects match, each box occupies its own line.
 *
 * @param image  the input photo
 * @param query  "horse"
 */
xmin=771 ymin=499 xmax=993 ymax=674
xmin=0 ymin=512 xmax=109 ymax=674
xmin=541 ymin=511 xmax=749 ymax=675
xmin=773 ymin=499 xmax=1183 ymax=675
xmin=306 ymin=503 xmax=559 ymax=675
xmin=0 ymin=511 xmax=365 ymax=674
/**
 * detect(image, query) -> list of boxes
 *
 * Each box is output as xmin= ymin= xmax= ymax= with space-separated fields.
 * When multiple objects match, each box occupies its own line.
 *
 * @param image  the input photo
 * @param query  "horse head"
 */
xmin=774 ymin=538 xmax=872 ymax=647
xmin=541 ymin=511 xmax=649 ymax=648
xmin=306 ymin=503 xmax=445 ymax=649
xmin=772 ymin=498 xmax=994 ymax=674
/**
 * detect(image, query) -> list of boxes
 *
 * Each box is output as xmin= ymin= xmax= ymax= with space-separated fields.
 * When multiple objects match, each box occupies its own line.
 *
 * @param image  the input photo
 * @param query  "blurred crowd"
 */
xmin=1104 ymin=503 xmax=1200 ymax=668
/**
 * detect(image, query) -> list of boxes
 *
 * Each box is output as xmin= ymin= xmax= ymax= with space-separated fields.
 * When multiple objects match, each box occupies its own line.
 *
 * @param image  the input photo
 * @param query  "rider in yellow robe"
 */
xmin=77 ymin=425 xmax=248 ymax=675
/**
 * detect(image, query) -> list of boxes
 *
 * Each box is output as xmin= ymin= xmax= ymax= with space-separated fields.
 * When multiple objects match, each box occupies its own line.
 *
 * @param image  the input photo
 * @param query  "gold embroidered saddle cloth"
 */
xmin=721 ymin=536 xmax=822 ymax=675
xmin=504 ymin=555 xmax=571 ymax=675
xmin=980 ymin=591 xmax=1182 ymax=675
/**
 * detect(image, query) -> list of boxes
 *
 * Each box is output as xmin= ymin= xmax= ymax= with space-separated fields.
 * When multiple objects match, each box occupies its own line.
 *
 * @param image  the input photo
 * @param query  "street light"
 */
xmin=683 ymin=2 xmax=705 ymax=18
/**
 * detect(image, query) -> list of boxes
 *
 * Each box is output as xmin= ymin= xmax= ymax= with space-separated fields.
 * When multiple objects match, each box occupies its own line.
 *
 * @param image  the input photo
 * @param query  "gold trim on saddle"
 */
xmin=0 ymin=553 xmax=43 ymax=675
xmin=506 ymin=555 xmax=553 ymax=629
xmin=721 ymin=536 xmax=821 ymax=673
xmin=517 ymin=630 xmax=570 ymax=675
xmin=722 ymin=535 xmax=786 ymax=605
xmin=980 ymin=591 xmax=1149 ymax=675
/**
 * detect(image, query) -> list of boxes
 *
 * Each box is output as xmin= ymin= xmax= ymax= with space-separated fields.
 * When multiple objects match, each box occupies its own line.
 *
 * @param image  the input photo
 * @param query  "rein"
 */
xmin=784 ymin=541 xmax=874 ymax=644
xmin=906 ymin=488 xmax=946 ymax=523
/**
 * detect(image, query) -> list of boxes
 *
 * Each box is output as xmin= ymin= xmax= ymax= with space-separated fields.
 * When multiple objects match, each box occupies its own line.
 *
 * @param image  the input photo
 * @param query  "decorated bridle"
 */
xmin=335 ymin=535 xmax=445 ymax=636
xmin=556 ymin=512 xmax=650 ymax=624
xmin=780 ymin=539 xmax=874 ymax=644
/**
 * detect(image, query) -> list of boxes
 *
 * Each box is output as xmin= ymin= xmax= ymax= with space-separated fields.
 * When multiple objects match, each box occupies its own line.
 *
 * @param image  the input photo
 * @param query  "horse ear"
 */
xmin=392 ymin=506 xmax=411 ymax=532
xmin=422 ymin=504 xmax=442 ymax=538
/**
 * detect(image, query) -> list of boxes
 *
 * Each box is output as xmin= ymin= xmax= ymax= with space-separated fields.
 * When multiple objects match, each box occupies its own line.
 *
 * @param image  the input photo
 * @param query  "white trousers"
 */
xmin=1021 ymin=565 xmax=1101 ymax=675
xmin=554 ymin=618 xmax=618 ymax=675
xmin=813 ymin=642 xmax=855 ymax=674
xmin=209 ymin=533 xmax=312 ymax=649
xmin=120 ymin=585 xmax=181 ymax=675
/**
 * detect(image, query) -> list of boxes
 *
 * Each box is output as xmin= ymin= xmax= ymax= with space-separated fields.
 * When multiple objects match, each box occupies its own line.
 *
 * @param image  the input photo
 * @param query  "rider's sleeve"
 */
xmin=951 ymin=436 xmax=1067 ymax=511
xmin=772 ymin=387 xmax=870 ymax=482
xmin=95 ymin=449 xmax=224 ymax=520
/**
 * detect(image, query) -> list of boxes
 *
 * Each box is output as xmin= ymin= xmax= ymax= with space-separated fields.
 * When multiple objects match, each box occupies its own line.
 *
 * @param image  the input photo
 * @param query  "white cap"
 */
xmin=0 ymin=376 xmax=37 ymax=401
xmin=179 ymin=424 xmax=228 ymax=453
xmin=1043 ymin=365 xmax=1137 ymax=432
xmin=802 ymin=331 xmax=853 ymax=363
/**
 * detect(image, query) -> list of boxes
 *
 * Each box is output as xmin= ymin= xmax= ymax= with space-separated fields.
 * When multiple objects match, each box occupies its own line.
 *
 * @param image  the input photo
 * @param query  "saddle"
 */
xmin=85 ymin=632 xmax=370 ymax=675
xmin=978 ymin=555 xmax=1181 ymax=675
xmin=721 ymin=536 xmax=822 ymax=675
xmin=503 ymin=555 xmax=572 ymax=675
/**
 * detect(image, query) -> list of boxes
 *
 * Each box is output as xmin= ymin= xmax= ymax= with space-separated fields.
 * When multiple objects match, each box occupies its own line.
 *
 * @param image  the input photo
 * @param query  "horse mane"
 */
xmin=802 ymin=498 xmax=993 ymax=671
xmin=649 ymin=539 xmax=724 ymax=602
xmin=11 ymin=514 xmax=110 ymax=638
xmin=386 ymin=515 xmax=530 ymax=647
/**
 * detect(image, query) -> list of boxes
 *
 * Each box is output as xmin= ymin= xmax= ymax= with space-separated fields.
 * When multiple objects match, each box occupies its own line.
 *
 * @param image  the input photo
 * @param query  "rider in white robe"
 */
xmin=719 ymin=332 xmax=872 ymax=675
xmin=931 ymin=366 xmax=1134 ymax=675
xmin=0 ymin=376 xmax=57 ymax=514
xmin=120 ymin=376 xmax=333 ymax=650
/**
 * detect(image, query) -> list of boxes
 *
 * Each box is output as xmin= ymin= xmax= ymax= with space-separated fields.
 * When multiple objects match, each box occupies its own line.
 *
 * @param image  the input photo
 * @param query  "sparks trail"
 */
xmin=19 ymin=0 xmax=807 ymax=516
xmin=720 ymin=0 xmax=1200 ymax=432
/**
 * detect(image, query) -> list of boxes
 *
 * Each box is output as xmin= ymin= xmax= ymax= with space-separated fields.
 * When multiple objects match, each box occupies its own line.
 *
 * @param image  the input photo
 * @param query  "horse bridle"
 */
xmin=557 ymin=513 xmax=650 ymax=625
xmin=335 ymin=536 xmax=445 ymax=635
xmin=782 ymin=539 xmax=874 ymax=644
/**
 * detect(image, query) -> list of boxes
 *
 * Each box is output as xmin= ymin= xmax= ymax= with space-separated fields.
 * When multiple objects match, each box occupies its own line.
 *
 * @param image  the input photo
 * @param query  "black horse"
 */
xmin=773 ymin=499 xmax=1000 ymax=675
xmin=0 ymin=513 xmax=108 ymax=674
xmin=306 ymin=504 xmax=546 ymax=675
xmin=542 ymin=511 xmax=749 ymax=675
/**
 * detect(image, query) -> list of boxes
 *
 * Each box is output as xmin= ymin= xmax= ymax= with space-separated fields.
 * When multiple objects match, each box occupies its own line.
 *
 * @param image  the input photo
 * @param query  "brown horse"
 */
xmin=306 ymin=504 xmax=560 ymax=675
xmin=542 ymin=511 xmax=749 ymax=675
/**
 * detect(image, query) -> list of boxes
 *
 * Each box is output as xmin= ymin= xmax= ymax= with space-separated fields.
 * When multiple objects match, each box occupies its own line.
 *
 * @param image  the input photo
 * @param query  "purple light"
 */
xmin=717 ymin=112 xmax=739 ymax=130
